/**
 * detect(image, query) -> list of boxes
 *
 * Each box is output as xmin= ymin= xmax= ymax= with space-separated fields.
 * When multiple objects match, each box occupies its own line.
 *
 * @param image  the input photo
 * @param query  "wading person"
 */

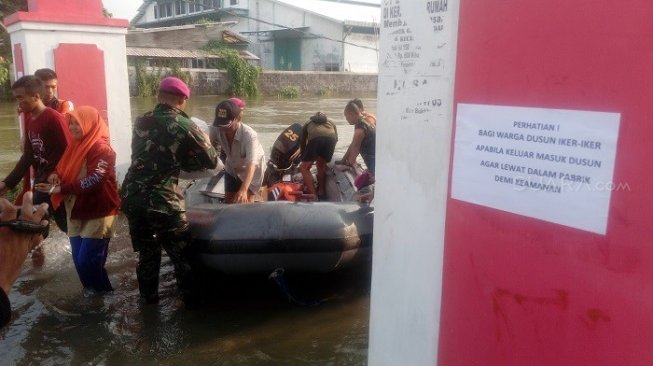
xmin=121 ymin=77 xmax=218 ymax=307
xmin=299 ymin=112 xmax=338 ymax=200
xmin=212 ymin=99 xmax=265 ymax=204
xmin=35 ymin=106 xmax=119 ymax=294
xmin=0 ymin=76 xmax=70 ymax=235
xmin=16 ymin=69 xmax=74 ymax=206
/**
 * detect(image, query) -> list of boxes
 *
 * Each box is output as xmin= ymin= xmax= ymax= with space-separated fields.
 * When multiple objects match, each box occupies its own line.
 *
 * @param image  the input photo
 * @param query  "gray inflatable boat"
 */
xmin=184 ymin=123 xmax=374 ymax=274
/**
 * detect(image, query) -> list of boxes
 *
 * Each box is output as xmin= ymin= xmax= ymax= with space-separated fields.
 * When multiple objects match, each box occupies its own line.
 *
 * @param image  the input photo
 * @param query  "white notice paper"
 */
xmin=451 ymin=104 xmax=621 ymax=235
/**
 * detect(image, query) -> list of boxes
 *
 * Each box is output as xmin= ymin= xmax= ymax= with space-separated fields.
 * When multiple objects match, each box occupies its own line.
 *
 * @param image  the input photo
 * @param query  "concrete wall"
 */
xmin=344 ymin=32 xmax=379 ymax=73
xmin=9 ymin=21 xmax=133 ymax=181
xmin=128 ymin=67 xmax=377 ymax=96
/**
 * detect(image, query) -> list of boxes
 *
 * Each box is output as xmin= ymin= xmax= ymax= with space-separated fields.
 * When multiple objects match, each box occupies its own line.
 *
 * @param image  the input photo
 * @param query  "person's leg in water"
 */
xmin=75 ymin=237 xmax=113 ymax=292
xmin=315 ymin=157 xmax=328 ymax=199
xmin=127 ymin=215 xmax=161 ymax=303
xmin=299 ymin=161 xmax=316 ymax=196
xmin=69 ymin=236 xmax=90 ymax=289
xmin=154 ymin=211 xmax=199 ymax=309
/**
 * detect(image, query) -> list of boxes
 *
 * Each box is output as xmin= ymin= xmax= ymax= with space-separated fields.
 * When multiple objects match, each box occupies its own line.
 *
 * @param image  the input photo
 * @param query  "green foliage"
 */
xmin=195 ymin=17 xmax=213 ymax=25
xmin=170 ymin=62 xmax=192 ymax=85
xmin=135 ymin=62 xmax=161 ymax=97
xmin=0 ymin=58 xmax=11 ymax=99
xmin=277 ymin=85 xmax=299 ymax=99
xmin=0 ymin=0 xmax=27 ymax=59
xmin=135 ymin=61 xmax=192 ymax=97
xmin=202 ymin=41 xmax=259 ymax=97
xmin=317 ymin=85 xmax=332 ymax=97
xmin=0 ymin=58 xmax=9 ymax=86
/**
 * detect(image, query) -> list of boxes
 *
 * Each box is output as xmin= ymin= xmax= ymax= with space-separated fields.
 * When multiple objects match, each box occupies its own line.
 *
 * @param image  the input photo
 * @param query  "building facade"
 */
xmin=131 ymin=0 xmax=379 ymax=73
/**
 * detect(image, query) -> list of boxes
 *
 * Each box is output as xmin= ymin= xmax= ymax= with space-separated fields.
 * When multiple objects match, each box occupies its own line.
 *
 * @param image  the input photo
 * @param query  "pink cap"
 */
xmin=229 ymin=97 xmax=246 ymax=109
xmin=159 ymin=77 xmax=191 ymax=98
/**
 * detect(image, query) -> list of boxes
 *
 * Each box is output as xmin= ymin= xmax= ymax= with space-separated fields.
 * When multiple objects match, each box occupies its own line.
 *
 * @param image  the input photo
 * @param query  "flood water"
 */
xmin=0 ymin=95 xmax=376 ymax=365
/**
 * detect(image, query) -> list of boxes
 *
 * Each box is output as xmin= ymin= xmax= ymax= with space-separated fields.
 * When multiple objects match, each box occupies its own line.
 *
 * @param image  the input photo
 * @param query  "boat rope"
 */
xmin=268 ymin=268 xmax=328 ymax=307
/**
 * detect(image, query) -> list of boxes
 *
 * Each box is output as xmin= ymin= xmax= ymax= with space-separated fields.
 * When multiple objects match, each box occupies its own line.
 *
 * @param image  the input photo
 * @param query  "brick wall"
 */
xmin=129 ymin=67 xmax=378 ymax=97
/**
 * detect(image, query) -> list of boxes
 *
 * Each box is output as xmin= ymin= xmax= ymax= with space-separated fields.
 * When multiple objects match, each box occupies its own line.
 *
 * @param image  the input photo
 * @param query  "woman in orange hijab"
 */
xmin=35 ymin=106 xmax=120 ymax=293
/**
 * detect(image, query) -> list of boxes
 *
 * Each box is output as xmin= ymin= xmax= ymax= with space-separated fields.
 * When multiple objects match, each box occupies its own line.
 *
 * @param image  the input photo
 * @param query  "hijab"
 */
xmin=51 ymin=106 xmax=109 ymax=208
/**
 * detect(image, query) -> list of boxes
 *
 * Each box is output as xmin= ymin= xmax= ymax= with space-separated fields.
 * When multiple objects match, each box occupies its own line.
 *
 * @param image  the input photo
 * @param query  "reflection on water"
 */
xmin=0 ymin=96 xmax=375 ymax=365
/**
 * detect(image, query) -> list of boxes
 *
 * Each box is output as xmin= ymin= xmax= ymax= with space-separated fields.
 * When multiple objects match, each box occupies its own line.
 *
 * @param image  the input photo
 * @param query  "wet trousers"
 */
xmin=125 ymin=210 xmax=196 ymax=302
xmin=69 ymin=236 xmax=113 ymax=292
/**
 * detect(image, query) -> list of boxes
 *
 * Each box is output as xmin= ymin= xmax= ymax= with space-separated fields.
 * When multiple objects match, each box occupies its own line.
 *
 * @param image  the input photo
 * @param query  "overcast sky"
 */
xmin=102 ymin=0 xmax=141 ymax=20
xmin=102 ymin=0 xmax=380 ymax=21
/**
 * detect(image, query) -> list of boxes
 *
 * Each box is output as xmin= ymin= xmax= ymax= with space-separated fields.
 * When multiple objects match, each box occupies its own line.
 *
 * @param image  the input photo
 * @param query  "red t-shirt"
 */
xmin=4 ymin=108 xmax=70 ymax=188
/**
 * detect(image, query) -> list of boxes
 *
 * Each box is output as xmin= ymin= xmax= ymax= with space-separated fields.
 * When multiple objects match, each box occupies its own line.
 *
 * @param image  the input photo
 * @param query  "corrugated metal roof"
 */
xmin=126 ymin=47 xmax=259 ymax=60
xmin=276 ymin=0 xmax=380 ymax=24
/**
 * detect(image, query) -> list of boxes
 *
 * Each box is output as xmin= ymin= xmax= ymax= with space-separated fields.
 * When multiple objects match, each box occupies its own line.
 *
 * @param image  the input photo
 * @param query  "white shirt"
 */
xmin=218 ymin=122 xmax=266 ymax=193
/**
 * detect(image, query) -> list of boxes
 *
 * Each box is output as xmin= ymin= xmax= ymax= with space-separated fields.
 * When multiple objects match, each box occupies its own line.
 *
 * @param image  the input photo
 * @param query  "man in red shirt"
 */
xmin=14 ymin=69 xmax=74 ymax=208
xmin=34 ymin=68 xmax=74 ymax=114
xmin=0 ymin=75 xmax=71 ymax=235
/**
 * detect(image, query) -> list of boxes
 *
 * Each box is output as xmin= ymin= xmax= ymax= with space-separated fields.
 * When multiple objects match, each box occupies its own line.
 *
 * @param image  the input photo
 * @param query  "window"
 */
xmin=189 ymin=2 xmax=199 ymax=13
xmin=230 ymin=0 xmax=239 ymax=5
xmin=191 ymin=59 xmax=206 ymax=68
xmin=159 ymin=2 xmax=173 ymax=18
xmin=175 ymin=0 xmax=186 ymax=15
xmin=153 ymin=5 xmax=159 ymax=18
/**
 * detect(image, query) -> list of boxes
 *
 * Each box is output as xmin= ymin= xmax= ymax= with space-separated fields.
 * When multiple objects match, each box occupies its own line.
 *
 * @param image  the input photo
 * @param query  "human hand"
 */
xmin=234 ymin=189 xmax=249 ymax=204
xmin=34 ymin=183 xmax=60 ymax=195
xmin=47 ymin=174 xmax=60 ymax=186
xmin=0 ymin=182 xmax=7 ymax=195
xmin=0 ymin=192 xmax=48 ymax=294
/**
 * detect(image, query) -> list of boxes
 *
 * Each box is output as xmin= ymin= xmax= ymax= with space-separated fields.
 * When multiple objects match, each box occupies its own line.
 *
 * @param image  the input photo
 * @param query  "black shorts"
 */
xmin=302 ymin=136 xmax=336 ymax=162
xmin=224 ymin=172 xmax=255 ymax=194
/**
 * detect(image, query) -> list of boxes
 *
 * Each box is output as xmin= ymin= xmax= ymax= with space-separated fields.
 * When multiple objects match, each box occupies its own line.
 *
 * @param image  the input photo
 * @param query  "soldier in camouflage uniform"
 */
xmin=121 ymin=77 xmax=218 ymax=306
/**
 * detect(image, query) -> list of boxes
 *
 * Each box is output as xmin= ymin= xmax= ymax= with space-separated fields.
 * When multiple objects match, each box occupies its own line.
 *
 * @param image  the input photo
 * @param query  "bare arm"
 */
xmin=345 ymin=129 xmax=366 ymax=166
xmin=235 ymin=162 xmax=256 ymax=203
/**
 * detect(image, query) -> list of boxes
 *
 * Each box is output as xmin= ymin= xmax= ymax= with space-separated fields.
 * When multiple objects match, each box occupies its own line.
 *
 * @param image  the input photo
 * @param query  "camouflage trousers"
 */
xmin=124 ymin=208 xmax=196 ymax=302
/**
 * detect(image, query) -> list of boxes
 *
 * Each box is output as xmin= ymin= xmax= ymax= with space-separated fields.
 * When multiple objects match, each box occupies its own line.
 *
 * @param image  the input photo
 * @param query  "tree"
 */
xmin=0 ymin=0 xmax=28 ymax=59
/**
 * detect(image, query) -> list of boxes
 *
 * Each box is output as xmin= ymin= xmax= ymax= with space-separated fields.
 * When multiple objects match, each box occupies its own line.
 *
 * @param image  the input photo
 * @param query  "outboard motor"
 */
xmin=263 ymin=123 xmax=304 ymax=186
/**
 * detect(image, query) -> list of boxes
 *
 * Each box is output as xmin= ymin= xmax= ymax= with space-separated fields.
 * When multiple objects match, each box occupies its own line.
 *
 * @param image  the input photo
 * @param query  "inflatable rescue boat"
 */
xmin=185 ymin=123 xmax=374 ymax=274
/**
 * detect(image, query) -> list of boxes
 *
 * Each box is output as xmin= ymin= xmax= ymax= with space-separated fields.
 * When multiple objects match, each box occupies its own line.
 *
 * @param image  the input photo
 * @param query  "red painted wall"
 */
xmin=13 ymin=43 xmax=24 ymax=76
xmin=54 ymin=44 xmax=108 ymax=121
xmin=440 ymin=1 xmax=653 ymax=365
xmin=5 ymin=0 xmax=128 ymax=28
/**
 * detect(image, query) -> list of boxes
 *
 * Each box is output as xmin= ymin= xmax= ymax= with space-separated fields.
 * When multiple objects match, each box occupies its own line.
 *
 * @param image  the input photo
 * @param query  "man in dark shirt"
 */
xmin=299 ymin=112 xmax=338 ymax=199
xmin=0 ymin=75 xmax=71 ymax=234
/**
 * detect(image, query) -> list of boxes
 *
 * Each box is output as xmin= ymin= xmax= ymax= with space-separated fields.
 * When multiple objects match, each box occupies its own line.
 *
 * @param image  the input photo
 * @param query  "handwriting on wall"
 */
xmin=380 ymin=0 xmax=455 ymax=124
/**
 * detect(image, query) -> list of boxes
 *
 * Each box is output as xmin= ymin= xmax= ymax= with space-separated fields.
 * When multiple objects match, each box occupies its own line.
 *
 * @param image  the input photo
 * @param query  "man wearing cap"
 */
xmin=208 ymin=97 xmax=246 ymax=153
xmin=121 ymin=77 xmax=218 ymax=307
xmin=213 ymin=99 xmax=265 ymax=204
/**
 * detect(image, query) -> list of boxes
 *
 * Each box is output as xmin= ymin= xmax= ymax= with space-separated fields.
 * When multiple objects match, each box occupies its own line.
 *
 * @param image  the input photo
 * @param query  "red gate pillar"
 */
xmin=4 ymin=0 xmax=132 ymax=180
xmin=441 ymin=1 xmax=653 ymax=365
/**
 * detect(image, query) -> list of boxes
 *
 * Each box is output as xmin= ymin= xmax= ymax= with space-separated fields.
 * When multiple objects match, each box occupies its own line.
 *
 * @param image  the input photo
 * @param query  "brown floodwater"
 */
xmin=0 ymin=95 xmax=376 ymax=365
